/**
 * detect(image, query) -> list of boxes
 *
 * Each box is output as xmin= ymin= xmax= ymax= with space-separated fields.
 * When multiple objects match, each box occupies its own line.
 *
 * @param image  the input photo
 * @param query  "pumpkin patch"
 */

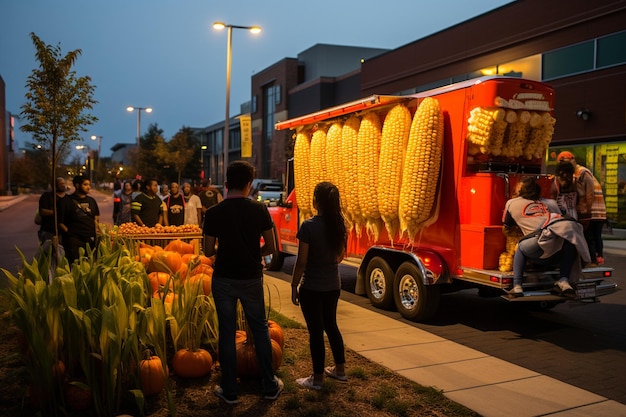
xmin=172 ymin=348 xmax=213 ymax=378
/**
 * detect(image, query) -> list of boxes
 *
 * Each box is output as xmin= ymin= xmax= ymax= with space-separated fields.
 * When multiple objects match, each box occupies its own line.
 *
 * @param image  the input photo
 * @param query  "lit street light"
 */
xmin=126 ymin=106 xmax=153 ymax=176
xmin=75 ymin=144 xmax=93 ymax=183
xmin=213 ymin=21 xmax=261 ymax=184
xmin=90 ymin=135 xmax=102 ymax=186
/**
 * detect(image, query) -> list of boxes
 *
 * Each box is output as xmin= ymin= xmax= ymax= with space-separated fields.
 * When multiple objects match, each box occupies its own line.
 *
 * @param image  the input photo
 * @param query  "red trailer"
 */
xmin=268 ymin=76 xmax=616 ymax=321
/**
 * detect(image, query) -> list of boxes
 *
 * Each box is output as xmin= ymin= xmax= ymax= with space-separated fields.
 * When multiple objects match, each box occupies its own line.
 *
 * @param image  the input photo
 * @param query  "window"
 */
xmin=542 ymin=40 xmax=594 ymax=80
xmin=597 ymin=31 xmax=626 ymax=68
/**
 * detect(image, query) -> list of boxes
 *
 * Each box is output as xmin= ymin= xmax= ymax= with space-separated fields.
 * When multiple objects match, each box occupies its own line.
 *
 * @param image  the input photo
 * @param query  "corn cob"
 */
xmin=357 ymin=112 xmax=383 ymax=241
xmin=399 ymin=97 xmax=444 ymax=240
xmin=378 ymin=103 xmax=411 ymax=241
xmin=502 ymin=110 xmax=530 ymax=157
xmin=499 ymin=227 xmax=523 ymax=272
xmin=294 ymin=131 xmax=313 ymax=221
xmin=326 ymin=122 xmax=343 ymax=191
xmin=310 ymin=129 xmax=328 ymax=192
xmin=340 ymin=116 xmax=361 ymax=233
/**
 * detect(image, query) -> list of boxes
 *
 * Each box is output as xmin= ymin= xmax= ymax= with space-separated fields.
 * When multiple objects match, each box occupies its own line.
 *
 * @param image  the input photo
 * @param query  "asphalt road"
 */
xmin=2 ymin=193 xmax=625 ymax=405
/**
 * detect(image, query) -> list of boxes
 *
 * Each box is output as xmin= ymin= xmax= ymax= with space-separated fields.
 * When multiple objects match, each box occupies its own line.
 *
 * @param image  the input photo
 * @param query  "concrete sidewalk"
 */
xmin=0 ymin=195 xmax=29 ymax=212
xmin=264 ymin=276 xmax=626 ymax=417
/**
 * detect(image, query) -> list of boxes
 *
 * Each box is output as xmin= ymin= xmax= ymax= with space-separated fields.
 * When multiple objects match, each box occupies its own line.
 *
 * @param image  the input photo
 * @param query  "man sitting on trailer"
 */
xmin=502 ymin=177 xmax=590 ymax=297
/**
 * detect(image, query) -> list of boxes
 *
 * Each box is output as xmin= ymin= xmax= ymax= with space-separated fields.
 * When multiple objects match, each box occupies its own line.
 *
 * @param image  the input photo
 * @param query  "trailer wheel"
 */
xmin=393 ymin=262 xmax=440 ymax=321
xmin=365 ymin=257 xmax=395 ymax=310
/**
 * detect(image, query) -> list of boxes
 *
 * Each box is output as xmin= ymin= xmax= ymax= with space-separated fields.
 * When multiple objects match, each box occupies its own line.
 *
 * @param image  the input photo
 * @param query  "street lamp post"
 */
xmin=126 ymin=106 xmax=153 ymax=176
xmin=213 ymin=21 xmax=261 ymax=184
xmin=75 ymin=145 xmax=92 ymax=183
xmin=90 ymin=135 xmax=102 ymax=186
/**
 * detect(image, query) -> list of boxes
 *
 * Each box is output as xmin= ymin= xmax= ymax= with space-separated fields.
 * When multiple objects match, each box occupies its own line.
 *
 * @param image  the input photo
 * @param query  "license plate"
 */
xmin=576 ymin=282 xmax=596 ymax=299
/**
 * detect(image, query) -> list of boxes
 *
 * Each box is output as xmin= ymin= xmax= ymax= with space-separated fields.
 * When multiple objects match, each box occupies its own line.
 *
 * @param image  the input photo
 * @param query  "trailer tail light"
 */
xmin=501 ymin=277 xmax=513 ymax=285
xmin=490 ymin=275 xmax=501 ymax=283
xmin=604 ymin=270 xmax=612 ymax=278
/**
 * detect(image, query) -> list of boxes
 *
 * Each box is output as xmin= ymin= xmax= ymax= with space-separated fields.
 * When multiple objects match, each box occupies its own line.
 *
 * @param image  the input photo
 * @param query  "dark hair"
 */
xmin=132 ymin=179 xmax=143 ymax=191
xmin=313 ymin=182 xmax=347 ymax=257
xmin=143 ymin=179 xmax=158 ymax=192
xmin=226 ymin=161 xmax=254 ymax=191
xmin=555 ymin=161 xmax=574 ymax=177
xmin=518 ymin=177 xmax=542 ymax=200
xmin=72 ymin=175 xmax=87 ymax=187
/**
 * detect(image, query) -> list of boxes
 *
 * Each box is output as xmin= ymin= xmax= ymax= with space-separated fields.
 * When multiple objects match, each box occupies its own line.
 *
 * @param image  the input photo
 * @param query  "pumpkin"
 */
xmin=187 ymin=273 xmax=212 ymax=296
xmin=165 ymin=239 xmax=195 ymax=255
xmin=64 ymin=380 xmax=92 ymax=410
xmin=177 ymin=263 xmax=189 ymax=282
xmin=267 ymin=320 xmax=285 ymax=349
xmin=148 ymin=250 xmax=182 ymax=273
xmin=190 ymin=263 xmax=213 ymax=277
xmin=139 ymin=353 xmax=167 ymax=396
xmin=172 ymin=348 xmax=213 ymax=378
xmin=235 ymin=332 xmax=282 ymax=377
xmin=148 ymin=272 xmax=172 ymax=293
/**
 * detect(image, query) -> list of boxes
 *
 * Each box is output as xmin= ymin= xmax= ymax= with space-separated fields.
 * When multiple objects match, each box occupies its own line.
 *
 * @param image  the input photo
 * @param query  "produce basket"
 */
xmin=118 ymin=233 xmax=203 ymax=255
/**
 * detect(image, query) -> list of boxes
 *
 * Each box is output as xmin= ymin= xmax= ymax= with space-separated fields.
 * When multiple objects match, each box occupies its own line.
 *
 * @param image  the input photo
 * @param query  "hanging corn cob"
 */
xmin=499 ymin=227 xmax=523 ymax=272
xmin=294 ymin=131 xmax=313 ymax=221
xmin=340 ymin=116 xmax=361 ymax=233
xmin=326 ymin=122 xmax=343 ymax=190
xmin=466 ymin=107 xmax=506 ymax=156
xmin=399 ymin=97 xmax=444 ymax=240
xmin=502 ymin=110 xmax=530 ymax=157
xmin=310 ymin=129 xmax=328 ymax=191
xmin=378 ymin=103 xmax=412 ymax=241
xmin=357 ymin=112 xmax=383 ymax=241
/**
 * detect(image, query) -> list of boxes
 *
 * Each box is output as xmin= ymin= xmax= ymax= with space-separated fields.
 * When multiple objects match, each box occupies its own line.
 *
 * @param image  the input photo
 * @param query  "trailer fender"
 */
xmin=356 ymin=246 xmax=449 ymax=295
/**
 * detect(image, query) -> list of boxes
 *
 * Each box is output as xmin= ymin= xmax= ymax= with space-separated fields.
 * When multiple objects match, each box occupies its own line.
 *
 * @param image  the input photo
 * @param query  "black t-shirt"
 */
xmin=203 ymin=197 xmax=273 ymax=279
xmin=63 ymin=194 xmax=100 ymax=239
xmin=199 ymin=188 xmax=222 ymax=209
xmin=166 ymin=194 xmax=185 ymax=226
xmin=39 ymin=191 xmax=66 ymax=234
xmin=296 ymin=215 xmax=341 ymax=291
xmin=131 ymin=193 xmax=164 ymax=227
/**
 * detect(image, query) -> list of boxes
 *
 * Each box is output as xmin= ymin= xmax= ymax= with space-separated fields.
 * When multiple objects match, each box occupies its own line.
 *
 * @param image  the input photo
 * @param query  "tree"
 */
xmin=20 ymin=32 xmax=98 ymax=240
xmin=138 ymin=123 xmax=165 ymax=180
xmin=154 ymin=127 xmax=197 ymax=184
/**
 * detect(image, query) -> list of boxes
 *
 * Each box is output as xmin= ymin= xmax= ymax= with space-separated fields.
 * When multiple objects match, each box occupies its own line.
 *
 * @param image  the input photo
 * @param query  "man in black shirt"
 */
xmin=165 ymin=182 xmax=185 ymax=226
xmin=38 ymin=177 xmax=68 ymax=244
xmin=203 ymin=161 xmax=283 ymax=403
xmin=62 ymin=175 xmax=100 ymax=264
xmin=131 ymin=179 xmax=166 ymax=227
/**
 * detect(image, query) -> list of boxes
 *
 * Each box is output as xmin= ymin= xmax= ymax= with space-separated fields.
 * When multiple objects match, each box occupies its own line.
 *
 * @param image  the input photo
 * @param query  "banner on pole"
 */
xmin=239 ymin=115 xmax=252 ymax=158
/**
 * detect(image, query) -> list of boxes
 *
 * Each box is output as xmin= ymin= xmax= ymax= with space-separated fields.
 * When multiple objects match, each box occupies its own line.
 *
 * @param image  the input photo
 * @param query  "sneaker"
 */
xmin=264 ymin=377 xmax=284 ymax=400
xmin=296 ymin=375 xmax=322 ymax=390
xmin=214 ymin=386 xmax=239 ymax=404
xmin=324 ymin=366 xmax=347 ymax=382
xmin=553 ymin=278 xmax=576 ymax=298
xmin=597 ymin=256 xmax=604 ymax=265
xmin=507 ymin=284 xmax=523 ymax=297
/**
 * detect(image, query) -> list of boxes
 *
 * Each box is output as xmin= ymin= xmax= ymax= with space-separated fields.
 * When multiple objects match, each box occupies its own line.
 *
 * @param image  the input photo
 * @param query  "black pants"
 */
xmin=299 ymin=288 xmax=345 ymax=374
xmin=584 ymin=220 xmax=605 ymax=262
xmin=64 ymin=235 xmax=96 ymax=265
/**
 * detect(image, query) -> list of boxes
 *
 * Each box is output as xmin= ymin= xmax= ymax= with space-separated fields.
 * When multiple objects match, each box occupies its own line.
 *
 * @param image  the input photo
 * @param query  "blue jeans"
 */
xmin=513 ymin=240 xmax=577 ymax=286
xmin=299 ymin=288 xmax=345 ymax=375
xmin=212 ymin=277 xmax=278 ymax=397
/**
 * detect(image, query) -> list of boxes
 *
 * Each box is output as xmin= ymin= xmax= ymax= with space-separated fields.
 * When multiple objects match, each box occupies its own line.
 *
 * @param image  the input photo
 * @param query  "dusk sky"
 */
xmin=1 ymin=0 xmax=512 ymax=158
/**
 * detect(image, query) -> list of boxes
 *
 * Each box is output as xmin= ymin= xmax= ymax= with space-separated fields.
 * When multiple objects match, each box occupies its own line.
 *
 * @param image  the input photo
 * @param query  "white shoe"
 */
xmin=296 ymin=375 xmax=322 ymax=390
xmin=556 ymin=278 xmax=573 ymax=292
xmin=507 ymin=284 xmax=523 ymax=297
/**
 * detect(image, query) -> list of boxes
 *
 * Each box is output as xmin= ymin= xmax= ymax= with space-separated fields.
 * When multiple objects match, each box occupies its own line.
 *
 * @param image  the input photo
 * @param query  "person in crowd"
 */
xmin=158 ymin=183 xmax=170 ymax=201
xmin=199 ymin=179 xmax=224 ymax=222
xmin=38 ymin=177 xmax=68 ymax=244
xmin=551 ymin=161 xmax=578 ymax=219
xmin=182 ymin=182 xmax=202 ymax=226
xmin=203 ymin=161 xmax=283 ymax=404
xmin=113 ymin=181 xmax=134 ymax=225
xmin=291 ymin=182 xmax=347 ymax=390
xmin=503 ymin=176 xmax=589 ymax=297
xmin=61 ymin=175 xmax=100 ymax=264
xmin=131 ymin=179 xmax=167 ymax=227
xmin=558 ymin=151 xmax=607 ymax=265
xmin=165 ymin=182 xmax=185 ymax=226
xmin=131 ymin=179 xmax=143 ymax=200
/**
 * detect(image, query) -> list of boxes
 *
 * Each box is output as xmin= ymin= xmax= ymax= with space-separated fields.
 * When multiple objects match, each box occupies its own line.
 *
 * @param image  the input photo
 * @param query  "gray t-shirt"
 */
xmin=296 ymin=215 xmax=341 ymax=292
xmin=503 ymin=197 xmax=560 ymax=235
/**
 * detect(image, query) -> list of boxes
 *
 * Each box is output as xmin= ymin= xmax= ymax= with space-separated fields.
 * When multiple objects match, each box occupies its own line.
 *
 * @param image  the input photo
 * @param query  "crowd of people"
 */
xmin=503 ymin=151 xmax=608 ymax=297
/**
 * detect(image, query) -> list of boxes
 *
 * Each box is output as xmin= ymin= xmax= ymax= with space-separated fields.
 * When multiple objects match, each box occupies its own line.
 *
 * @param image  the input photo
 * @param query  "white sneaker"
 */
xmin=296 ymin=375 xmax=322 ymax=390
xmin=556 ymin=278 xmax=573 ymax=292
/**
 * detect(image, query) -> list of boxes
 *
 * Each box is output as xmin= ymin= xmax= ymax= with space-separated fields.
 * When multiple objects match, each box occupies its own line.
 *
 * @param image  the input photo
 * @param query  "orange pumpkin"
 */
xmin=187 ymin=273 xmax=212 ymax=296
xmin=165 ymin=239 xmax=195 ymax=255
xmin=64 ymin=380 xmax=92 ymax=410
xmin=190 ymin=263 xmax=213 ymax=277
xmin=199 ymin=255 xmax=214 ymax=266
xmin=172 ymin=348 xmax=213 ymax=378
xmin=235 ymin=332 xmax=282 ymax=377
xmin=181 ymin=253 xmax=198 ymax=265
xmin=148 ymin=250 xmax=182 ymax=273
xmin=267 ymin=320 xmax=285 ymax=349
xmin=148 ymin=272 xmax=172 ymax=293
xmin=177 ymin=263 xmax=189 ymax=282
xmin=139 ymin=354 xmax=166 ymax=396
